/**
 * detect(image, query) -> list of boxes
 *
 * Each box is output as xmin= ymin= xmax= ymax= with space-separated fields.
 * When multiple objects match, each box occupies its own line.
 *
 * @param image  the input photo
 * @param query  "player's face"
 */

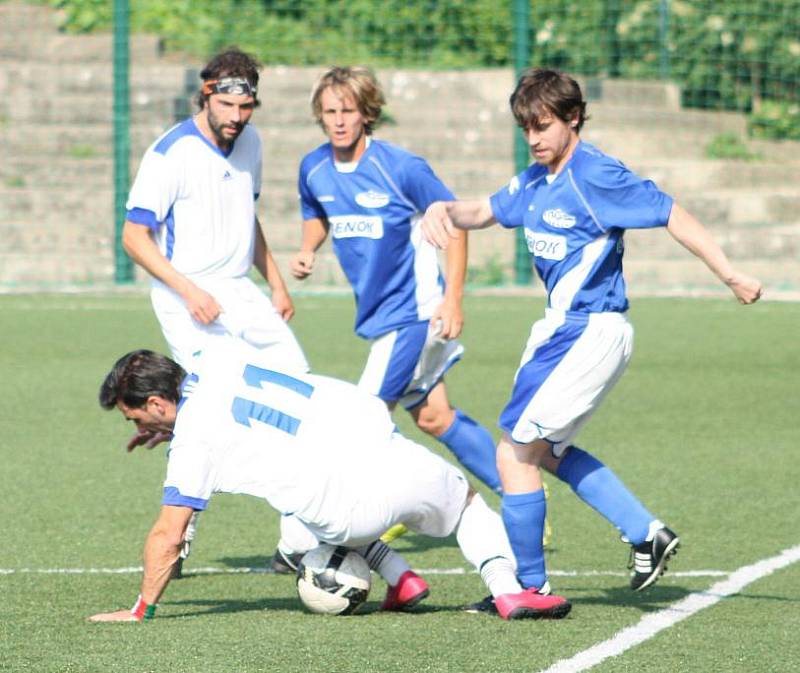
xmin=319 ymin=87 xmax=368 ymax=162
xmin=525 ymin=111 xmax=579 ymax=173
xmin=204 ymin=93 xmax=256 ymax=148
xmin=117 ymin=398 xmax=175 ymax=435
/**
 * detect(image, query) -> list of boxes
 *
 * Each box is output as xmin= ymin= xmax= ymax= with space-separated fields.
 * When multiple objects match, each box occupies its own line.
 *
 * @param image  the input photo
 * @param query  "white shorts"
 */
xmin=358 ymin=321 xmax=464 ymax=409
xmin=499 ymin=309 xmax=633 ymax=455
xmin=150 ymin=277 xmax=309 ymax=372
xmin=296 ymin=433 xmax=470 ymax=548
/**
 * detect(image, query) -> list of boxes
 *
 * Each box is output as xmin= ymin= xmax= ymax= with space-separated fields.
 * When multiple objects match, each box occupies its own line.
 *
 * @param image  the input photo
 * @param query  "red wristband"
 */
xmin=130 ymin=595 xmax=157 ymax=621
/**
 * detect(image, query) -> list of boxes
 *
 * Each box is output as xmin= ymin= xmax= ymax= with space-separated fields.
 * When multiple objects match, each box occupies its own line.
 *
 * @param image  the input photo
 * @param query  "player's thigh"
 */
xmin=357 ymin=323 xmax=428 ymax=402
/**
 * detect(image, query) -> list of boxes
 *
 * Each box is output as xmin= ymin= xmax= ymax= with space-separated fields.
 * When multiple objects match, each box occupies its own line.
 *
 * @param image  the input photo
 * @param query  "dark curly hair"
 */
xmin=99 ymin=350 xmax=185 ymax=410
xmin=195 ymin=46 xmax=262 ymax=110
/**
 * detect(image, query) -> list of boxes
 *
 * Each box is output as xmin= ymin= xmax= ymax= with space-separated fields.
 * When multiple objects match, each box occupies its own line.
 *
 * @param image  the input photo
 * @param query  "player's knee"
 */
xmin=414 ymin=406 xmax=455 ymax=437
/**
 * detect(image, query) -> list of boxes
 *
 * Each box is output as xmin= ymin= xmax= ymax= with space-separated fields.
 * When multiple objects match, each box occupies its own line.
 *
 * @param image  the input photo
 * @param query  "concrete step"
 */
xmin=583 ymin=78 xmax=682 ymax=111
xmin=588 ymin=101 xmax=747 ymax=135
xmin=0 ymin=252 xmax=114 ymax=285
xmin=0 ymin=60 xmax=189 ymax=97
xmin=0 ymin=123 xmax=172 ymax=157
xmin=628 ymin=158 xmax=800 ymax=192
xmin=0 ymin=31 xmax=165 ymax=63
xmin=0 ymin=2 xmax=59 ymax=32
xmin=0 ymin=91 xmax=175 ymax=124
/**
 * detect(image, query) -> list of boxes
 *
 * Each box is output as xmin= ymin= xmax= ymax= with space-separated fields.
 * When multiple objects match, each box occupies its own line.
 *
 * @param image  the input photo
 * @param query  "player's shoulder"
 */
xmin=368 ymin=138 xmax=424 ymax=168
xmin=570 ymin=141 xmax=630 ymax=184
xmin=149 ymin=118 xmax=202 ymax=157
xmin=300 ymin=143 xmax=333 ymax=175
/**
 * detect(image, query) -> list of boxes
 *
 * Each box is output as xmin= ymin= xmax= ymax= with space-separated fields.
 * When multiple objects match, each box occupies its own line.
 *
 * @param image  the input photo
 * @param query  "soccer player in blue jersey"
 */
xmin=289 ymin=67 xmax=500 ymax=497
xmin=422 ymin=68 xmax=762 ymax=620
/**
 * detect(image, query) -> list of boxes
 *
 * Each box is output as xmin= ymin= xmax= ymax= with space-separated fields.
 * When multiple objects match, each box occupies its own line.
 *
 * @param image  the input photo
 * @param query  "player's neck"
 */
xmin=194 ymin=111 xmax=232 ymax=152
xmin=332 ymin=133 xmax=369 ymax=164
xmin=548 ymin=135 xmax=580 ymax=175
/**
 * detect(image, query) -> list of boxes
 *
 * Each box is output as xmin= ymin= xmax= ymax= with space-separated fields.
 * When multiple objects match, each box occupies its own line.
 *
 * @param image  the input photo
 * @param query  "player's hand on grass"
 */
xmin=432 ymin=298 xmax=464 ymax=339
xmin=89 ymin=609 xmax=140 ymax=623
xmin=271 ymin=286 xmax=295 ymax=321
xmin=126 ymin=429 xmax=172 ymax=452
xmin=290 ymin=251 xmax=316 ymax=280
xmin=421 ymin=202 xmax=458 ymax=250
xmin=726 ymin=271 xmax=763 ymax=305
xmin=183 ymin=284 xmax=222 ymax=325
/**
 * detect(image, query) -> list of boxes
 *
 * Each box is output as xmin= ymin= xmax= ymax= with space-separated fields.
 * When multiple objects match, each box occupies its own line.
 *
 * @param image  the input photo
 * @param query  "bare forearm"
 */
xmin=122 ymin=222 xmax=193 ymax=296
xmin=139 ymin=527 xmax=183 ymax=604
xmin=666 ymin=203 xmax=736 ymax=283
xmin=443 ymin=199 xmax=496 ymax=230
xmin=444 ymin=230 xmax=467 ymax=301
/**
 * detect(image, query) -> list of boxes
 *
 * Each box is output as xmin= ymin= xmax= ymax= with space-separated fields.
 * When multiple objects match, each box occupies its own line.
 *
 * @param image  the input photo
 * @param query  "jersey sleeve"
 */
xmin=161 ymin=436 xmax=215 ymax=510
xmin=489 ymin=173 xmax=529 ymax=229
xmin=397 ymin=156 xmax=455 ymax=211
xmin=578 ymin=158 xmax=673 ymax=231
xmin=298 ymin=156 xmax=328 ymax=221
xmin=125 ymin=150 xmax=181 ymax=230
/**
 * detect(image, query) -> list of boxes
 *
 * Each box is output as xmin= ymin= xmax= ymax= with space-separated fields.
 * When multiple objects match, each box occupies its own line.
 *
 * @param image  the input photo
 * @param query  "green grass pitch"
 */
xmin=1 ymin=292 xmax=798 ymax=673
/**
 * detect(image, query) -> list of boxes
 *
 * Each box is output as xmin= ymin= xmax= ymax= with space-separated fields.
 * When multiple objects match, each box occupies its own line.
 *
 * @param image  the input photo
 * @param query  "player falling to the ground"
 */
xmin=289 ymin=66 xmax=500 ymax=524
xmin=422 ymin=68 xmax=762 ymax=619
xmin=89 ymin=343 xmax=565 ymax=622
xmin=119 ymin=48 xmax=309 ymax=575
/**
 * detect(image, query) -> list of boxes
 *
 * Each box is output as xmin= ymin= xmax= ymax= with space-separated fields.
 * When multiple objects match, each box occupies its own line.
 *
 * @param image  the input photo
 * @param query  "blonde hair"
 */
xmin=310 ymin=66 xmax=386 ymax=134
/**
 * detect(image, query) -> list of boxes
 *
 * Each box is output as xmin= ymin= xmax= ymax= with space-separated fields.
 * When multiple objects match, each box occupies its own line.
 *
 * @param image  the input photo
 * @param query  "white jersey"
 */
xmin=163 ymin=341 xmax=467 ymax=545
xmin=126 ymin=117 xmax=262 ymax=282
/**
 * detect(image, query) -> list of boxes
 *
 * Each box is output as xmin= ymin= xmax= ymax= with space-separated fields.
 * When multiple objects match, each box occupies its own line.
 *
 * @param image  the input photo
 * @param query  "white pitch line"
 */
xmin=0 ymin=566 xmax=727 ymax=577
xmin=540 ymin=544 xmax=800 ymax=673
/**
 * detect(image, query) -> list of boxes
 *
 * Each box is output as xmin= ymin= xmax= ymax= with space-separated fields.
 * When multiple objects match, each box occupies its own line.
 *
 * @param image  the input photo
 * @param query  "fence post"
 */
xmin=113 ymin=0 xmax=133 ymax=284
xmin=512 ymin=0 xmax=532 ymax=285
xmin=659 ymin=0 xmax=671 ymax=80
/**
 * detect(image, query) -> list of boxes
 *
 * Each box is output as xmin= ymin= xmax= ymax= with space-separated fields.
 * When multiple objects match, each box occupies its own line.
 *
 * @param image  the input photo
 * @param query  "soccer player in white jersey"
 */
xmin=88 ymin=343 xmax=569 ymax=622
xmin=121 ymin=48 xmax=308 ymax=574
xmin=289 ymin=66 xmax=500 ymax=502
xmin=421 ymin=68 xmax=762 ymax=619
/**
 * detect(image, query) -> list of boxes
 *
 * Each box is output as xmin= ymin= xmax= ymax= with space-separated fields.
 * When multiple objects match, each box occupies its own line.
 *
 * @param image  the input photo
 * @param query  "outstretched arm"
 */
xmin=289 ymin=217 xmax=330 ymax=280
xmin=89 ymin=505 xmax=194 ymax=622
xmin=421 ymin=199 xmax=496 ymax=249
xmin=123 ymin=221 xmax=221 ymax=324
xmin=667 ymin=203 xmax=763 ymax=304
xmin=431 ymin=229 xmax=467 ymax=339
xmin=254 ymin=218 xmax=295 ymax=321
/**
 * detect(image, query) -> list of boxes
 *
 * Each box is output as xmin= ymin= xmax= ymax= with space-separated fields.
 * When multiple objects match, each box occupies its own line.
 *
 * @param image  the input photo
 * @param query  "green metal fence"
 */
xmin=20 ymin=0 xmax=800 ymax=282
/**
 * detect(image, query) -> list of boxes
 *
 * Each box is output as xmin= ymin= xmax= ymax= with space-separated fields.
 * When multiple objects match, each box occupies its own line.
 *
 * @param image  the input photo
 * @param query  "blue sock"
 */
xmin=438 ymin=409 xmax=501 ymax=491
xmin=502 ymin=489 xmax=547 ymax=589
xmin=556 ymin=446 xmax=654 ymax=544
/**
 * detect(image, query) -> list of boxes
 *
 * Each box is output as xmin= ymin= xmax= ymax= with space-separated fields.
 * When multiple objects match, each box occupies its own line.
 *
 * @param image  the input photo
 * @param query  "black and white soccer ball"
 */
xmin=296 ymin=544 xmax=371 ymax=615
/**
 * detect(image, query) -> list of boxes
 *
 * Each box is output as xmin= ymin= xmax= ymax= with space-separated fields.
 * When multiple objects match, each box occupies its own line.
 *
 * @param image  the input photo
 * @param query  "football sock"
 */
xmin=438 ymin=410 xmax=501 ymax=491
xmin=480 ymin=556 xmax=522 ymax=598
xmin=456 ymin=493 xmax=516 ymax=568
xmin=556 ymin=446 xmax=654 ymax=545
xmin=502 ymin=489 xmax=547 ymax=589
xmin=358 ymin=540 xmax=410 ymax=586
xmin=180 ymin=511 xmax=200 ymax=559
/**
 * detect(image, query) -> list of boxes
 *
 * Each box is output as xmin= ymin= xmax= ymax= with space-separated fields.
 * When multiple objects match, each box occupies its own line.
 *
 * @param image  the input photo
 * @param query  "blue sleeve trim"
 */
xmin=126 ymin=207 xmax=160 ymax=230
xmin=162 ymin=486 xmax=209 ymax=510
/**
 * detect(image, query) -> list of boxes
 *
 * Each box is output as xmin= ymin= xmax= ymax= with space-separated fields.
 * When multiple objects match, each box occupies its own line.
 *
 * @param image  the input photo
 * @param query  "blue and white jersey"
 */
xmin=162 ymin=341 xmax=395 ymax=519
xmin=298 ymin=139 xmax=454 ymax=339
xmin=490 ymin=141 xmax=673 ymax=313
xmin=126 ymin=118 xmax=262 ymax=283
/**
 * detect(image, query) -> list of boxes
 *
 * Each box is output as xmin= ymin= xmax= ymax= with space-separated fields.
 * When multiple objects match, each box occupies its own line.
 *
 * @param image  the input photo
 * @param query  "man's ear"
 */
xmin=146 ymin=395 xmax=167 ymax=415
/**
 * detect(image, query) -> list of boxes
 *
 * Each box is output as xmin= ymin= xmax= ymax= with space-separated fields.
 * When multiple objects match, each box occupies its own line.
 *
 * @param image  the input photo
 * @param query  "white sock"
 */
xmin=456 ymin=493 xmax=521 ymax=596
xmin=277 ymin=514 xmax=320 ymax=556
xmin=480 ymin=556 xmax=522 ymax=597
xmin=356 ymin=540 xmax=410 ymax=586
xmin=180 ymin=511 xmax=201 ymax=559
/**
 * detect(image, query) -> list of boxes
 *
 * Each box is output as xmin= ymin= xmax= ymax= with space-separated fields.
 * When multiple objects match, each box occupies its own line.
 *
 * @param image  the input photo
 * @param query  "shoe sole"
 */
xmin=633 ymin=537 xmax=681 ymax=592
xmin=506 ymin=601 xmax=572 ymax=620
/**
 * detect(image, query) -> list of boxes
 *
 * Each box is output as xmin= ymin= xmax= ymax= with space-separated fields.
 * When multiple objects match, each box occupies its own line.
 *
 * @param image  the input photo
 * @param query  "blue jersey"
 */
xmin=490 ymin=141 xmax=673 ymax=313
xmin=299 ymin=139 xmax=454 ymax=339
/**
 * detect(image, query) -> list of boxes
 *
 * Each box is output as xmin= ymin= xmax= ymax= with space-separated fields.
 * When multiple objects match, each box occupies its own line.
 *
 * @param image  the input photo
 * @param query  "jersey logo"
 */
xmin=355 ymin=190 xmax=390 ymax=208
xmin=329 ymin=215 xmax=384 ymax=239
xmin=508 ymin=176 xmax=520 ymax=195
xmin=222 ymin=170 xmax=232 ymax=181
xmin=542 ymin=208 xmax=576 ymax=229
xmin=525 ymin=230 xmax=567 ymax=260
xmin=318 ymin=195 xmax=335 ymax=202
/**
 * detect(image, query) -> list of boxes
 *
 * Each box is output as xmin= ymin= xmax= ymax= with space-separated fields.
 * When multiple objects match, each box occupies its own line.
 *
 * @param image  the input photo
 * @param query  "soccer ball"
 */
xmin=296 ymin=544 xmax=372 ymax=615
